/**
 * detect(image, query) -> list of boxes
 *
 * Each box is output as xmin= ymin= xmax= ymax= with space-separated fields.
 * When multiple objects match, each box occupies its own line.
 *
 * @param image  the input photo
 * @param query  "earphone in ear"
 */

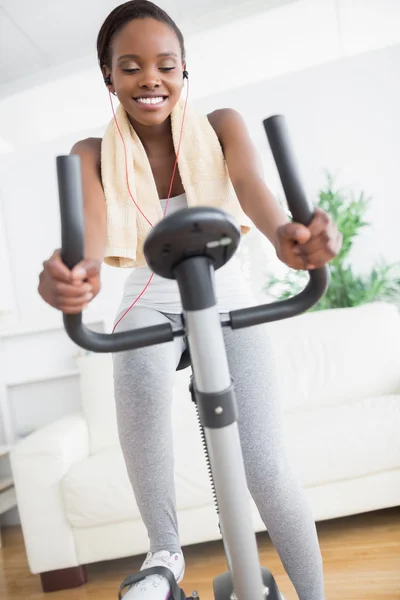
xmin=183 ymin=70 xmax=189 ymax=80
xmin=104 ymin=75 xmax=117 ymax=96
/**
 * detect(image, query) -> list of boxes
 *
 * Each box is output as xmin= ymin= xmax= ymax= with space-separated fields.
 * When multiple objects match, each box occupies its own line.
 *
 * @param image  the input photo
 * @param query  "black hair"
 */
xmin=97 ymin=0 xmax=186 ymax=70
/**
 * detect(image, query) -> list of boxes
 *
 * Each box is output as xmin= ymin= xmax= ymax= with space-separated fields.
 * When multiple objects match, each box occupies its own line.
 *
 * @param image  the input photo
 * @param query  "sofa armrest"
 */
xmin=10 ymin=414 xmax=89 ymax=574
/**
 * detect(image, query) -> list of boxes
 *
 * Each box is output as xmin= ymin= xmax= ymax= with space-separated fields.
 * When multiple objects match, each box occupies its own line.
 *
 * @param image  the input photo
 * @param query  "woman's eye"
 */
xmin=121 ymin=66 xmax=175 ymax=74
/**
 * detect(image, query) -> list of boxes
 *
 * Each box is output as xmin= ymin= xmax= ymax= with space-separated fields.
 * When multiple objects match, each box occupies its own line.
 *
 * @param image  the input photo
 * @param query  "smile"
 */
xmin=134 ymin=96 xmax=167 ymax=105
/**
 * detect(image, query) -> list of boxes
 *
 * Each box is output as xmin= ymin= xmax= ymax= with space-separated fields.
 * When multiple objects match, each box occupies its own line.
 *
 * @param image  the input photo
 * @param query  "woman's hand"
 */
xmin=207 ymin=109 xmax=343 ymax=266
xmin=275 ymin=208 xmax=342 ymax=270
xmin=38 ymin=249 xmax=101 ymax=314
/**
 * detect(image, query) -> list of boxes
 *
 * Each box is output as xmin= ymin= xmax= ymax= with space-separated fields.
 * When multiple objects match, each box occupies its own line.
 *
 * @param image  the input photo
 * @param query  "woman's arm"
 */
xmin=208 ymin=108 xmax=289 ymax=249
xmin=38 ymin=138 xmax=107 ymax=313
xmin=208 ymin=108 xmax=341 ymax=270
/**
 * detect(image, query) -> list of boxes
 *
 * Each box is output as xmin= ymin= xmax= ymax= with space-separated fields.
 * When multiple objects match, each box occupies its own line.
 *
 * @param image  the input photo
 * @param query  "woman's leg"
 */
xmin=223 ymin=322 xmax=325 ymax=600
xmin=112 ymin=307 xmax=185 ymax=554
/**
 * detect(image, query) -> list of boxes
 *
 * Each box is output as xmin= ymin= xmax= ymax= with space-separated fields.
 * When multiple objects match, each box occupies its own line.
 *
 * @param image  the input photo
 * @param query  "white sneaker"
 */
xmin=122 ymin=550 xmax=185 ymax=599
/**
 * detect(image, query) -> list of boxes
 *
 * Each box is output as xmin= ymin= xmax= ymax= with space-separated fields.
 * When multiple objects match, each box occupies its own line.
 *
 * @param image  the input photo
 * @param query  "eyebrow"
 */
xmin=117 ymin=52 xmax=179 ymax=61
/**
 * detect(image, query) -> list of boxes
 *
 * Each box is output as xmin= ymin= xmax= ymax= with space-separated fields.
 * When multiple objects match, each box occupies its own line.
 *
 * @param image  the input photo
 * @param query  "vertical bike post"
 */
xmin=174 ymin=256 xmax=266 ymax=600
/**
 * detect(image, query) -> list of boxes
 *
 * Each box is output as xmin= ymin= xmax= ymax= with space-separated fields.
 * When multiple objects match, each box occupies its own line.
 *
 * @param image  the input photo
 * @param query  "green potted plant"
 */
xmin=265 ymin=174 xmax=400 ymax=310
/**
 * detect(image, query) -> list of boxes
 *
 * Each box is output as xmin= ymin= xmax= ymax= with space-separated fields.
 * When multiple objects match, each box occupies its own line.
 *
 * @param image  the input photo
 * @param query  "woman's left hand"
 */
xmin=275 ymin=208 xmax=342 ymax=270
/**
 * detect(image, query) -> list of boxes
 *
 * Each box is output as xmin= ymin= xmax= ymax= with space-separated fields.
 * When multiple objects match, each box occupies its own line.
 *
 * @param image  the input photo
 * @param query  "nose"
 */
xmin=138 ymin=67 xmax=161 ymax=89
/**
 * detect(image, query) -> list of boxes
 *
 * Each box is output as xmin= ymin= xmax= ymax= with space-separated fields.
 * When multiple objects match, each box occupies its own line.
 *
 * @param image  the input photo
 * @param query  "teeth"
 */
xmin=136 ymin=97 xmax=164 ymax=105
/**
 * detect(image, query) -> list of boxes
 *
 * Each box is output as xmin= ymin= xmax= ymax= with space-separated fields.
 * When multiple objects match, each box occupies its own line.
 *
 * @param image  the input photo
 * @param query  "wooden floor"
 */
xmin=0 ymin=507 xmax=399 ymax=599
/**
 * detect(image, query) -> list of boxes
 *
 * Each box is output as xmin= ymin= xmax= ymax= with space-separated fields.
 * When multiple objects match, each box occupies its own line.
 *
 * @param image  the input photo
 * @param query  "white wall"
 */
xmin=0 ymin=0 xmax=398 ymax=460
xmin=193 ymin=43 xmax=400 ymax=276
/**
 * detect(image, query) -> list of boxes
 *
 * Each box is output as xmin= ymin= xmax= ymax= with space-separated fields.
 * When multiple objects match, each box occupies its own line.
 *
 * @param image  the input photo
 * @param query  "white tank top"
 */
xmin=118 ymin=194 xmax=255 ymax=315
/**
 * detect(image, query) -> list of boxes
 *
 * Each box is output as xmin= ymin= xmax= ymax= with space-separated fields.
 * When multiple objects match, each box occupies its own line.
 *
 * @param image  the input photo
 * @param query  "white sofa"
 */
xmin=11 ymin=301 xmax=400 ymax=591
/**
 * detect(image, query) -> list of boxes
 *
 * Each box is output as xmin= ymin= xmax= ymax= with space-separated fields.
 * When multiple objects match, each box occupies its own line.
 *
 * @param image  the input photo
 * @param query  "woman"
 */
xmin=38 ymin=2 xmax=341 ymax=599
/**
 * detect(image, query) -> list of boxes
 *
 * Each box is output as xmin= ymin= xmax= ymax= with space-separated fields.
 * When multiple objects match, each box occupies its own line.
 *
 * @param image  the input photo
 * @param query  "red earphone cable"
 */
xmin=162 ymin=82 xmax=188 ymax=217
xmin=111 ymin=79 xmax=190 ymax=333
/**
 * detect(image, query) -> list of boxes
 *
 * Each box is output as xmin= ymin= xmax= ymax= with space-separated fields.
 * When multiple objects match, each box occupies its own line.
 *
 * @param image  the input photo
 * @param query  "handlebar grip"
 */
xmin=263 ymin=115 xmax=314 ymax=226
xmin=62 ymin=314 xmax=175 ymax=353
xmin=229 ymin=115 xmax=330 ymax=329
xmin=57 ymin=155 xmax=84 ymax=270
xmin=56 ymin=154 xmax=180 ymax=352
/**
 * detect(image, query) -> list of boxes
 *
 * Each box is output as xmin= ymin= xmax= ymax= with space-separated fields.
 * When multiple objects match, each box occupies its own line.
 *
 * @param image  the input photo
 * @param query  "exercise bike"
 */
xmin=56 ymin=115 xmax=329 ymax=600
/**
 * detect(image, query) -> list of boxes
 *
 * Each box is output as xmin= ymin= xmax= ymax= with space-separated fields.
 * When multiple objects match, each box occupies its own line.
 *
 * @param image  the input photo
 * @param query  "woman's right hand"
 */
xmin=38 ymin=249 xmax=101 ymax=314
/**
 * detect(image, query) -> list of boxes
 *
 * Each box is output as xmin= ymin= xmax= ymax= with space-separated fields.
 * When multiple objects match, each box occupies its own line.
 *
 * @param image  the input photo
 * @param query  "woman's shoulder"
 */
xmin=207 ymin=108 xmax=247 ymax=143
xmin=69 ymin=137 xmax=103 ymax=182
xmin=70 ymin=137 xmax=102 ymax=162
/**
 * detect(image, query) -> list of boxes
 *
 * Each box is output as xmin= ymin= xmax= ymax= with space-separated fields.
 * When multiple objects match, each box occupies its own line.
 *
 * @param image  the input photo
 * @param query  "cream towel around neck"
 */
xmin=101 ymin=97 xmax=252 ymax=268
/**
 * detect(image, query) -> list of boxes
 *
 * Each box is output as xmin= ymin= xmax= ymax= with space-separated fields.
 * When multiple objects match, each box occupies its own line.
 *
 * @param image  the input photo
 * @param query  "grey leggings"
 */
xmin=112 ymin=306 xmax=325 ymax=600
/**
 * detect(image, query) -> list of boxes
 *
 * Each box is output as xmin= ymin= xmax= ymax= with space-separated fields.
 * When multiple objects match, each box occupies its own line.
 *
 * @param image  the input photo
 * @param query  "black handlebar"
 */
xmin=58 ymin=155 xmax=85 ymax=270
xmin=56 ymin=115 xmax=329 ymax=351
xmin=229 ymin=115 xmax=329 ymax=329
xmin=57 ymin=155 xmax=177 ymax=352
xmin=264 ymin=115 xmax=314 ymax=225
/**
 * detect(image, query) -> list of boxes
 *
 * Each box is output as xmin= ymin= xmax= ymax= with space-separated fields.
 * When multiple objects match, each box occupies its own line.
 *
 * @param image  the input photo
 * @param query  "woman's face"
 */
xmin=105 ymin=18 xmax=185 ymax=127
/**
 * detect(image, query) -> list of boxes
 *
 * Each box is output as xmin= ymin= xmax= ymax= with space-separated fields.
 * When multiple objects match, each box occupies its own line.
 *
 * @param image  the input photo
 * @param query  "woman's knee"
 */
xmin=244 ymin=447 xmax=292 ymax=497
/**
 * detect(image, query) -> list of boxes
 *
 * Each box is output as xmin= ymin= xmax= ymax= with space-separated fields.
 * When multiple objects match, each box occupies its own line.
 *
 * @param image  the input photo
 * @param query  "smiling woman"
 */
xmin=37 ymin=1 xmax=341 ymax=599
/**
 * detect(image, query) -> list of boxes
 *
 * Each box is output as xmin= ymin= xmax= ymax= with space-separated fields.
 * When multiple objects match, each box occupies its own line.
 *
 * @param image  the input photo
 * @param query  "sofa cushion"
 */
xmin=76 ymin=352 xmax=120 ymax=454
xmin=267 ymin=302 xmax=400 ymax=412
xmin=285 ymin=395 xmax=400 ymax=487
xmin=62 ymin=394 xmax=400 ymax=529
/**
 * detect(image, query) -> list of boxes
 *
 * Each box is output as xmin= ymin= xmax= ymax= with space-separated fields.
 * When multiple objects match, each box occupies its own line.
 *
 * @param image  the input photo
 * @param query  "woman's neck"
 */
xmin=129 ymin=115 xmax=174 ymax=158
